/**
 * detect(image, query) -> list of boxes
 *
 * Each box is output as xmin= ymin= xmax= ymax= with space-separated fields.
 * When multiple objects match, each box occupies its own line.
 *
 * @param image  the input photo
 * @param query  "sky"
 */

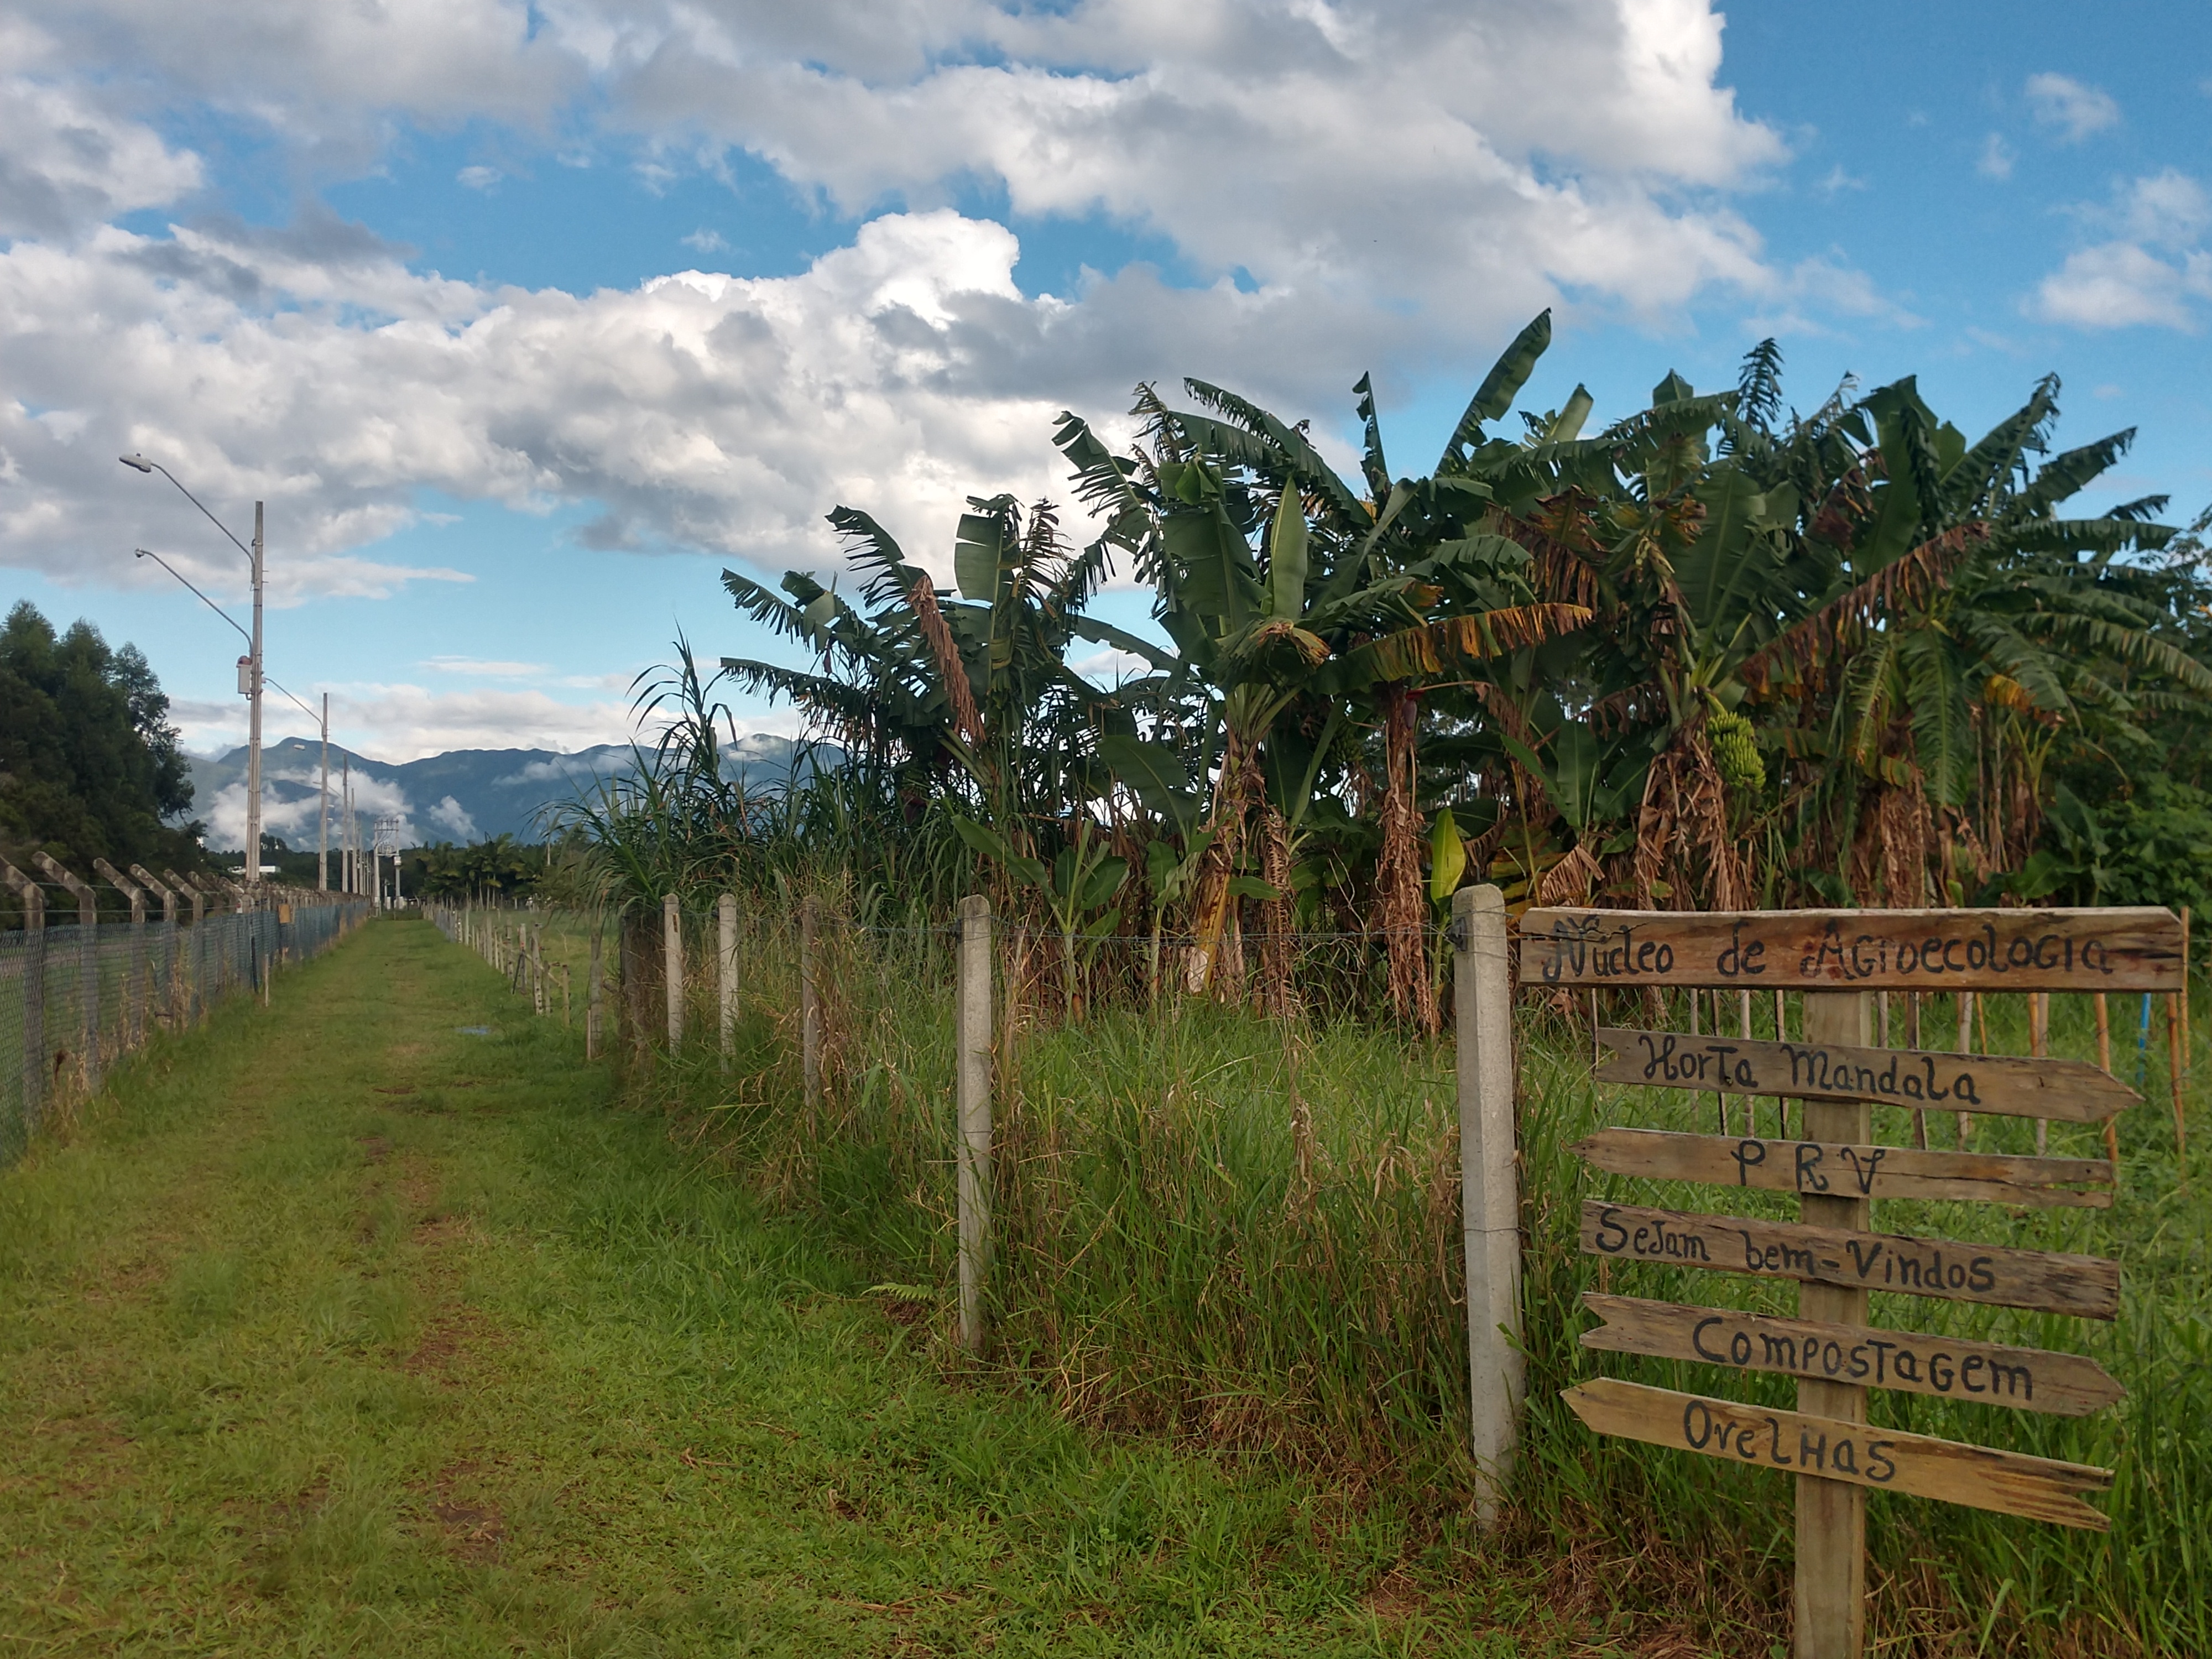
xmin=6 ymin=0 xmax=2211 ymax=769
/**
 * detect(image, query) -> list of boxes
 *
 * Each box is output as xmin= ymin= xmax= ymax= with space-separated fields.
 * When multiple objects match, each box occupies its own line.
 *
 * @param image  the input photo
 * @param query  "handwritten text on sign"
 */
xmin=1562 ymin=1378 xmax=2111 ymax=1529
xmin=1594 ymin=1027 xmax=2136 ymax=1123
xmin=1578 ymin=1201 xmax=2121 ymax=1319
xmin=1578 ymin=1293 xmax=2125 ymax=1415
xmin=1521 ymin=907 xmax=2183 ymax=992
xmin=1574 ymin=1127 xmax=2113 ymax=1207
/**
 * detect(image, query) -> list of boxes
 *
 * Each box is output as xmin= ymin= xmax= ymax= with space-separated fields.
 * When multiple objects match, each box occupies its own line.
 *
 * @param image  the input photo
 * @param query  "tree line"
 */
xmin=572 ymin=320 xmax=2212 ymax=1027
xmin=0 ymin=599 xmax=208 ymax=909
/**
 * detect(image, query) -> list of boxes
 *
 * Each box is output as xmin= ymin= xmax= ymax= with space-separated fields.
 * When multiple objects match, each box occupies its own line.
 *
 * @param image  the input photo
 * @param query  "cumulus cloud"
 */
xmin=175 ymin=682 xmax=642 ymax=763
xmin=1977 ymin=133 xmax=2014 ymax=181
xmin=2025 ymin=72 xmax=2119 ymax=143
xmin=0 ymin=0 xmax=1893 ymax=613
xmin=2033 ymin=170 xmax=2212 ymax=331
xmin=0 ymin=70 xmax=204 ymax=238
xmin=426 ymin=794 xmax=478 ymax=838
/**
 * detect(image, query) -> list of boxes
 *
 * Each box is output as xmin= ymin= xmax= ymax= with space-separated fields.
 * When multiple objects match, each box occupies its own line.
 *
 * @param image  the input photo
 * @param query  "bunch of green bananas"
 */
xmin=1707 ymin=707 xmax=1765 ymax=796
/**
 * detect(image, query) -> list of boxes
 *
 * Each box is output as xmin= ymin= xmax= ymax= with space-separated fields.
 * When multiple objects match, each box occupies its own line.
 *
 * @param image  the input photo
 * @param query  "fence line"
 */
xmin=0 ymin=890 xmax=376 ymax=1165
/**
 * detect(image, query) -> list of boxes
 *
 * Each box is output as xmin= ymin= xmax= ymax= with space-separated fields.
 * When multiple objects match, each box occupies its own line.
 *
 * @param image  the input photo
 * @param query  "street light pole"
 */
xmin=121 ymin=454 xmax=270 ymax=895
xmin=319 ymin=692 xmax=330 ymax=893
xmin=247 ymin=500 xmax=264 ymax=889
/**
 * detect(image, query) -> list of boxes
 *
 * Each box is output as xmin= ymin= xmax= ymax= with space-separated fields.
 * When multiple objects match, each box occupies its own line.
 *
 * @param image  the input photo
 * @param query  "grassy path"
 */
xmin=0 ymin=919 xmax=1567 ymax=1658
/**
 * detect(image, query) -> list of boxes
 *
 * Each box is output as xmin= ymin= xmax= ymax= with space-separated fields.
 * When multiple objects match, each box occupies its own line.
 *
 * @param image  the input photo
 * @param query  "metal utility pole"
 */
xmin=341 ymin=756 xmax=353 ymax=894
xmin=319 ymin=693 xmax=330 ymax=892
xmin=246 ymin=500 xmax=264 ymax=888
xmin=119 ymin=455 xmax=269 ymax=893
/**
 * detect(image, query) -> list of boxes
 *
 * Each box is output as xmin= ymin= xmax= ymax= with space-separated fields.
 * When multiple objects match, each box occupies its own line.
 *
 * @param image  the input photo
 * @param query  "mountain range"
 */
xmin=182 ymin=733 xmax=812 ymax=851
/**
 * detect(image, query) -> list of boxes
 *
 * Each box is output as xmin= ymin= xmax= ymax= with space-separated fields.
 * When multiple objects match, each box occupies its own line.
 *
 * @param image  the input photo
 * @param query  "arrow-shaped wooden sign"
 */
xmin=1574 ymin=1126 xmax=2114 ymax=1207
xmin=1578 ymin=1293 xmax=2125 ymax=1416
xmin=1563 ymin=1377 xmax=2112 ymax=1528
xmin=1590 ymin=1027 xmax=2136 ymax=1123
xmin=1579 ymin=1201 xmax=2120 ymax=1319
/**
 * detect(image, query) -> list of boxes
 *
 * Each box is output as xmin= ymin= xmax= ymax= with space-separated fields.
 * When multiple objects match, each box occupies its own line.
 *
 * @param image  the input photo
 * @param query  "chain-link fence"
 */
xmin=0 ymin=895 xmax=375 ymax=1165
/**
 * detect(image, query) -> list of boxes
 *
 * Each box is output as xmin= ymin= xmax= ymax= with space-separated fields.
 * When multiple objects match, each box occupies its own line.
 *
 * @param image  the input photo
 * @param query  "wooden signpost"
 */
xmin=1533 ymin=904 xmax=2177 ymax=1659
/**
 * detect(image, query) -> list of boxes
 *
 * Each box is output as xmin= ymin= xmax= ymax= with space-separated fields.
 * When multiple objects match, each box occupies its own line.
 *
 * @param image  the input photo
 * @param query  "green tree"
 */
xmin=0 ymin=601 xmax=205 ymax=895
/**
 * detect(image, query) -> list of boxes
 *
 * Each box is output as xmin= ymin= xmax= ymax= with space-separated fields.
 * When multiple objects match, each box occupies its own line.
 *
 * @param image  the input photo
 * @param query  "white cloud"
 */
xmin=1815 ymin=165 xmax=1865 ymax=196
xmin=1977 ymin=133 xmax=2014 ymax=181
xmin=0 ymin=67 xmax=204 ymax=238
xmin=2033 ymin=170 xmax=2212 ymax=332
xmin=2034 ymin=242 xmax=2211 ymax=331
xmin=2025 ymin=72 xmax=2119 ymax=143
xmin=174 ymin=681 xmax=639 ymax=763
xmin=423 ymin=655 xmax=551 ymax=677
xmin=0 ymin=0 xmax=1897 ymax=614
xmin=681 ymin=227 xmax=727 ymax=253
xmin=426 ymin=794 xmax=479 ymax=838
xmin=457 ymin=164 xmax=503 ymax=190
xmin=2118 ymin=168 xmax=2210 ymax=248
xmin=1744 ymin=253 xmax=1921 ymax=338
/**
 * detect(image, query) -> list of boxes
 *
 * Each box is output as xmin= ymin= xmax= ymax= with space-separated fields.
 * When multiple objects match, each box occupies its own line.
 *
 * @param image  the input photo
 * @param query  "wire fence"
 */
xmin=0 ymin=895 xmax=375 ymax=1165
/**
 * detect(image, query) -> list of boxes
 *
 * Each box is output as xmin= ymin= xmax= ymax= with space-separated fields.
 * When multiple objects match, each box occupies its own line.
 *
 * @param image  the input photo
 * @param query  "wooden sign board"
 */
xmin=1521 ymin=907 xmax=2183 ymax=992
xmin=1594 ymin=1027 xmax=2137 ymax=1124
xmin=1579 ymin=1293 xmax=2125 ymax=1416
xmin=1563 ymin=1376 xmax=2111 ymax=1530
xmin=1580 ymin=1201 xmax=2120 ymax=1319
xmin=1575 ymin=1127 xmax=2113 ymax=1208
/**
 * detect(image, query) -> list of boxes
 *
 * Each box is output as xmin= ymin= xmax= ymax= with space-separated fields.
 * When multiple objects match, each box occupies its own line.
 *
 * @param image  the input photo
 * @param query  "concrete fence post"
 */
xmin=1452 ymin=883 xmax=1522 ymax=1530
xmin=718 ymin=893 xmax=739 ymax=1069
xmin=956 ymin=895 xmax=994 ymax=1352
xmin=95 ymin=861 xmax=148 ymax=1051
xmin=34 ymin=854 xmax=100 ymax=1097
xmin=2 ymin=861 xmax=44 ymax=1130
xmin=129 ymin=866 xmax=177 ymax=1029
xmin=164 ymin=869 xmax=204 ymax=1025
xmin=662 ymin=893 xmax=684 ymax=1051
xmin=800 ymin=898 xmax=821 ymax=1112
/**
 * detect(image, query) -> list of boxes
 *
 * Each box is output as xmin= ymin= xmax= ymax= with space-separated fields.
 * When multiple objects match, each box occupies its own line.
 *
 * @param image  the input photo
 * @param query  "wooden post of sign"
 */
xmin=2169 ymin=907 xmax=2188 ymax=1171
xmin=956 ymin=895 xmax=993 ymax=1353
xmin=2095 ymin=992 xmax=2117 ymax=1163
xmin=1957 ymin=993 xmax=1976 ymax=1149
xmin=586 ymin=925 xmax=603 ymax=1060
xmin=718 ymin=893 xmax=739 ymax=1070
xmin=1797 ymin=988 xmax=1872 ymax=1659
xmin=662 ymin=894 xmax=683 ymax=1052
xmin=2032 ymin=992 xmax=2051 ymax=1156
xmin=1454 ymin=885 xmax=1522 ymax=1529
xmin=801 ymin=898 xmax=821 ymax=1113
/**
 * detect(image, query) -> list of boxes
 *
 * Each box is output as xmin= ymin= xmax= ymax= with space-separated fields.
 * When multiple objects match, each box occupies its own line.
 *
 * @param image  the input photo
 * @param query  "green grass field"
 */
xmin=2 ymin=917 xmax=1665 ymax=1658
xmin=489 ymin=900 xmax=2209 ymax=1656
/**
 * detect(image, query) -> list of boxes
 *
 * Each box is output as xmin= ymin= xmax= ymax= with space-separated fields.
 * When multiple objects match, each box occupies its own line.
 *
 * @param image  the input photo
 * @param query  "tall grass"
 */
xmin=489 ymin=897 xmax=2210 ymax=1655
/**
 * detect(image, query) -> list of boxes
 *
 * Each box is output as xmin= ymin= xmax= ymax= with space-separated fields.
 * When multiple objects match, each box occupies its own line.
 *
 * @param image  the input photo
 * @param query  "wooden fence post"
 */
xmin=2 ymin=862 xmax=44 ymax=1131
xmin=957 ymin=894 xmax=994 ymax=1352
xmin=718 ymin=893 xmax=739 ymax=1068
xmin=663 ymin=893 xmax=683 ymax=1052
xmin=801 ymin=898 xmax=821 ymax=1112
xmin=1797 ymin=988 xmax=1874 ymax=1659
xmin=586 ymin=925 xmax=603 ymax=1060
xmin=1453 ymin=883 xmax=1522 ymax=1528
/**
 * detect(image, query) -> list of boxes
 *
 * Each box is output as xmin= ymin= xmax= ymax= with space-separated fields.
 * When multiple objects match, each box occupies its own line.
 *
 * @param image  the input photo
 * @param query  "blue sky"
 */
xmin=5 ymin=0 xmax=2210 ymax=786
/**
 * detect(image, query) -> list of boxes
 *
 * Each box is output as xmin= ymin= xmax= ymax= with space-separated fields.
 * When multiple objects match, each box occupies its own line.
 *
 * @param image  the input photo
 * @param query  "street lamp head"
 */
xmin=118 ymin=453 xmax=154 ymax=473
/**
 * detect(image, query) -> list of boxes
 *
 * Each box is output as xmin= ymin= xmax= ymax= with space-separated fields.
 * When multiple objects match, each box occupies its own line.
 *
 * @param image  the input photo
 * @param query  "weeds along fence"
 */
xmin=428 ymin=891 xmax=2210 ymax=1656
xmin=0 ymin=877 xmax=374 ymax=1166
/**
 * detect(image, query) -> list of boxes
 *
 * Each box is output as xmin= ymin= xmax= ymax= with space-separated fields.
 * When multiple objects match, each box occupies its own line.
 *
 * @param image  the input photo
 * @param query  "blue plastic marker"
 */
xmin=2136 ymin=992 xmax=2154 ymax=1090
